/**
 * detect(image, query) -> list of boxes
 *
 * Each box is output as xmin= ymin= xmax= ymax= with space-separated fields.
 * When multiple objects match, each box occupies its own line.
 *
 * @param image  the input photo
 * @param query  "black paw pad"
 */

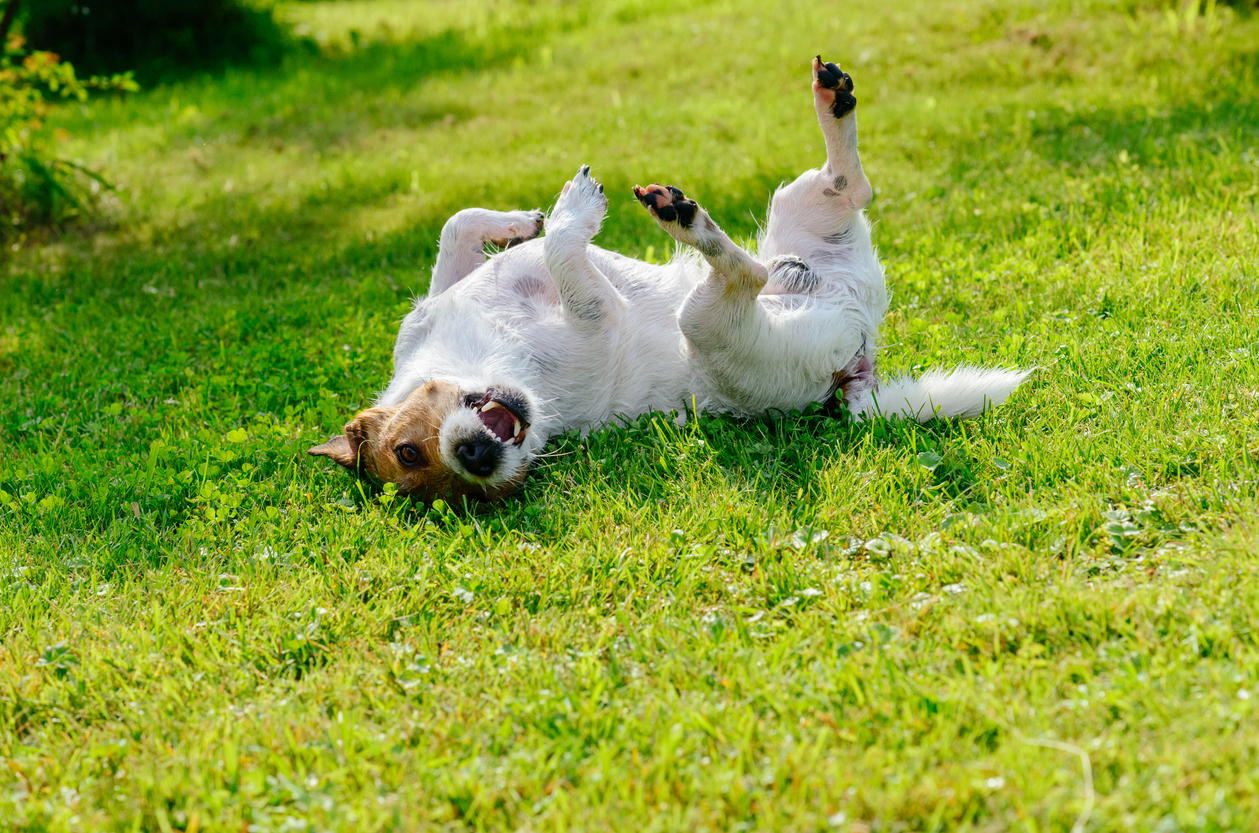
xmin=815 ymin=59 xmax=854 ymax=92
xmin=634 ymin=184 xmax=700 ymax=228
xmin=831 ymin=90 xmax=857 ymax=119
xmin=815 ymin=56 xmax=857 ymax=119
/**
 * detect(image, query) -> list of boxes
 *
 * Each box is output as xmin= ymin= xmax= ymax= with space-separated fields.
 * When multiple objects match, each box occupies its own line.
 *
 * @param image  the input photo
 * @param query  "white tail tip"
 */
xmin=861 ymin=365 xmax=1031 ymax=422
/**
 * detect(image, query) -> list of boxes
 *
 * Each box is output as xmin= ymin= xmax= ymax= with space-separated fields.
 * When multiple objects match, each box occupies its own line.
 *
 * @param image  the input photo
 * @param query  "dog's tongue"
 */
xmin=478 ymin=403 xmax=518 ymax=442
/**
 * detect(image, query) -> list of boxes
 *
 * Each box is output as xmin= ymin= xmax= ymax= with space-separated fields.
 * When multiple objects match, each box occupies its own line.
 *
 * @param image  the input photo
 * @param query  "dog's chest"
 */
xmin=391 ymin=244 xmax=696 ymax=422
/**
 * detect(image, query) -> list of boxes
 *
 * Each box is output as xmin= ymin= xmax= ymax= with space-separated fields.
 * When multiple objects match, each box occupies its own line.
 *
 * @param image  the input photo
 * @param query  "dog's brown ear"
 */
xmin=310 ymin=432 xmax=367 ymax=473
xmin=309 ymin=408 xmax=393 ymax=472
xmin=308 ymin=434 xmax=358 ymax=470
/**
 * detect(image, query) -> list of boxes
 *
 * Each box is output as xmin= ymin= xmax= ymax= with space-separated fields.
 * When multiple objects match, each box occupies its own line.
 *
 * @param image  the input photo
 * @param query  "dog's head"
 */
xmin=308 ymin=379 xmax=535 ymax=504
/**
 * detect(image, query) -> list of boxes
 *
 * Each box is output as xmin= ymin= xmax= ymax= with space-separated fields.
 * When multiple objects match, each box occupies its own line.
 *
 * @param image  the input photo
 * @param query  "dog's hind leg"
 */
xmin=429 ymin=208 xmax=544 ymax=296
xmin=635 ymin=183 xmax=871 ymax=412
xmin=543 ymin=166 xmax=627 ymax=328
xmin=759 ymin=56 xmax=872 ymax=259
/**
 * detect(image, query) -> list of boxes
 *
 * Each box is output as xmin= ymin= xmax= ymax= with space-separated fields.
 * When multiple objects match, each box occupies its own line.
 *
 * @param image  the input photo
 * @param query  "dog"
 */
xmin=310 ymin=56 xmax=1028 ymax=504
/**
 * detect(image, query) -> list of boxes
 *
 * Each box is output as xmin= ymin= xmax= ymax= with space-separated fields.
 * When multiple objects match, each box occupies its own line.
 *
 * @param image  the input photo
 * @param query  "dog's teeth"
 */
xmin=481 ymin=401 xmax=501 ymax=412
xmin=512 ymin=419 xmax=521 ymax=438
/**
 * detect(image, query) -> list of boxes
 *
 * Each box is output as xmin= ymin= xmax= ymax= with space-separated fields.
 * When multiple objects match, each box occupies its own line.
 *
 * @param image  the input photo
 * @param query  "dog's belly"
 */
xmin=495 ymin=246 xmax=697 ymax=428
xmin=387 ymin=242 xmax=698 ymax=431
xmin=463 ymin=242 xmax=692 ymax=313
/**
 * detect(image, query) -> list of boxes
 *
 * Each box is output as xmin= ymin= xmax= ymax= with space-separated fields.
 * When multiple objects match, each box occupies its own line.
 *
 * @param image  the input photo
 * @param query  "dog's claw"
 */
xmin=549 ymin=165 xmax=607 ymax=239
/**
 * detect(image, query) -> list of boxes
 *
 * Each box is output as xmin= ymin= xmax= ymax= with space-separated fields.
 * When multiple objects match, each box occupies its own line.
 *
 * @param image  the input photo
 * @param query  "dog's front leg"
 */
xmin=543 ymin=166 xmax=627 ymax=327
xmin=633 ymin=184 xmax=768 ymax=304
xmin=429 ymin=208 xmax=544 ymax=296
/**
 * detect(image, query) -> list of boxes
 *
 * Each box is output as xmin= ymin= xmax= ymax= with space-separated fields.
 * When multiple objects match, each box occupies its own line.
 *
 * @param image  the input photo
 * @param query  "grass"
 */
xmin=1 ymin=0 xmax=1258 ymax=829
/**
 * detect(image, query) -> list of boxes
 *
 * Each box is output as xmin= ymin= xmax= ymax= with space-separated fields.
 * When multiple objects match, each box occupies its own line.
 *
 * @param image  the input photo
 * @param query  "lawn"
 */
xmin=2 ymin=0 xmax=1258 ymax=829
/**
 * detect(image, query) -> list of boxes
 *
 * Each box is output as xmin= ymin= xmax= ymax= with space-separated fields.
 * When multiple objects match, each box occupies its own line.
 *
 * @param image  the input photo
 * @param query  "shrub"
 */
xmin=0 ymin=29 xmax=136 ymax=243
xmin=22 ymin=0 xmax=289 ymax=83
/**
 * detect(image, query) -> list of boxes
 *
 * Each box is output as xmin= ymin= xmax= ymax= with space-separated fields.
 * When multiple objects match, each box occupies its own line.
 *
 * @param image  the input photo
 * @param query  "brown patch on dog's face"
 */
xmin=308 ymin=379 xmax=528 ymax=504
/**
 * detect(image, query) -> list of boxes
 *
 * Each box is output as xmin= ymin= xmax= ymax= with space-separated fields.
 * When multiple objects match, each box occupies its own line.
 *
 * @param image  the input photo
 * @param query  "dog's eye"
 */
xmin=395 ymin=443 xmax=422 ymax=467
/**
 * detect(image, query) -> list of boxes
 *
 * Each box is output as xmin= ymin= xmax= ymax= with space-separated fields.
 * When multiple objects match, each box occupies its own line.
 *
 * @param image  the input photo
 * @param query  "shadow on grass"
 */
xmin=357 ymin=408 xmax=984 ymax=531
xmin=67 ymin=0 xmax=723 ymax=150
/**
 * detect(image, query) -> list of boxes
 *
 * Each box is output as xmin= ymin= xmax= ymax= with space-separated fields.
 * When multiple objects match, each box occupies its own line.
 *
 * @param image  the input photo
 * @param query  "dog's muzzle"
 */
xmin=451 ymin=388 xmax=531 ymax=479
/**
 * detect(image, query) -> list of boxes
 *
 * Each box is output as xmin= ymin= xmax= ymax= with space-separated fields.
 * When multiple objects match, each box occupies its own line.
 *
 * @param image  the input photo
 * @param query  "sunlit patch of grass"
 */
xmin=1 ymin=0 xmax=1258 ymax=830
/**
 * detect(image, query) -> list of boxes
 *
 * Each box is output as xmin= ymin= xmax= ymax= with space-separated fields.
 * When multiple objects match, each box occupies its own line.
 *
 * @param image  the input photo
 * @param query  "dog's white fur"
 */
xmin=320 ymin=58 xmax=1027 ymax=501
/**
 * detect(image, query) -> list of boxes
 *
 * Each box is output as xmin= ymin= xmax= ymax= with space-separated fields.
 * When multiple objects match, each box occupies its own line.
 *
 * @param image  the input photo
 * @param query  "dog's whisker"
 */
xmin=530 ymin=450 xmax=576 ymax=460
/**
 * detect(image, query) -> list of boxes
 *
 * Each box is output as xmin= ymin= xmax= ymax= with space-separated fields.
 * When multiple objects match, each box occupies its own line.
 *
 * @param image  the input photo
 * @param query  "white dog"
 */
xmin=311 ymin=57 xmax=1027 ymax=503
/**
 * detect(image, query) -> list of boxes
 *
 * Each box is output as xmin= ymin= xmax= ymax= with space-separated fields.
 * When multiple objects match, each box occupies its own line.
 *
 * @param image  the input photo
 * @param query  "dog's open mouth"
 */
xmin=467 ymin=390 xmax=530 ymax=445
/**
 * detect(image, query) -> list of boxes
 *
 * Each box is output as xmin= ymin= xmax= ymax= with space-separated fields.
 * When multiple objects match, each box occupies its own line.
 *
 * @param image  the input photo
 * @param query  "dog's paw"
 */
xmin=548 ymin=165 xmax=607 ymax=239
xmin=632 ymin=183 xmax=699 ymax=228
xmin=488 ymin=210 xmax=545 ymax=249
xmin=813 ymin=55 xmax=856 ymax=119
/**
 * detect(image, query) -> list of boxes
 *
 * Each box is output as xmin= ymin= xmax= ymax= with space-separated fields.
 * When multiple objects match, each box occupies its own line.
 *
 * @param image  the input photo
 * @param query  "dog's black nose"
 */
xmin=455 ymin=439 xmax=501 ymax=477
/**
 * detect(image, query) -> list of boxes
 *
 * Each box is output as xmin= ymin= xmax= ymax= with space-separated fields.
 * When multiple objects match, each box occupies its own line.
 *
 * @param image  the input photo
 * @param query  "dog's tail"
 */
xmin=860 ymin=366 xmax=1031 ymax=422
